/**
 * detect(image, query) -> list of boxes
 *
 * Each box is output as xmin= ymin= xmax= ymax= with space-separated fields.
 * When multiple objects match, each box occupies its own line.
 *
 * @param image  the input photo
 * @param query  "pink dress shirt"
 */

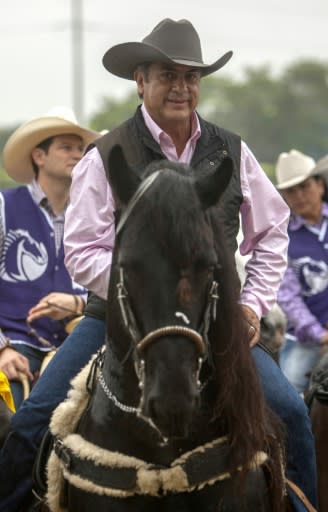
xmin=64 ymin=106 xmax=289 ymax=318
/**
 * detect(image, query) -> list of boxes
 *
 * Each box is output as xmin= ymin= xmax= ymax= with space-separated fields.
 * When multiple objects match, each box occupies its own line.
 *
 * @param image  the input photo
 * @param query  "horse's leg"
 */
xmin=311 ymin=398 xmax=328 ymax=511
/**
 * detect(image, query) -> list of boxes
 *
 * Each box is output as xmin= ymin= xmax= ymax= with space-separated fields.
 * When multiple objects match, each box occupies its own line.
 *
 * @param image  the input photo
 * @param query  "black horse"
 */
xmin=47 ymin=146 xmax=286 ymax=511
xmin=305 ymin=351 xmax=328 ymax=511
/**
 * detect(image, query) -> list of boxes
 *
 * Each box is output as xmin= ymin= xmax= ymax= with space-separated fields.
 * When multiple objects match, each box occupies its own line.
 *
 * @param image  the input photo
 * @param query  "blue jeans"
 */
xmin=0 ymin=323 xmax=317 ymax=512
xmin=280 ymin=334 xmax=321 ymax=393
xmin=0 ymin=316 xmax=106 ymax=512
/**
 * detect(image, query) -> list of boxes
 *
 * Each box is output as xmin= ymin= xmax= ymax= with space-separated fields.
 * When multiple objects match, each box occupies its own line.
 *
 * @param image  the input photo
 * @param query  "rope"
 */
xmin=17 ymin=371 xmax=30 ymax=401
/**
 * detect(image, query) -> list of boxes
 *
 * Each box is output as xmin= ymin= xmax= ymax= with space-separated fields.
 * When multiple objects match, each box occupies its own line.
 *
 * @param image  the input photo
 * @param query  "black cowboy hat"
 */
xmin=103 ymin=18 xmax=233 ymax=80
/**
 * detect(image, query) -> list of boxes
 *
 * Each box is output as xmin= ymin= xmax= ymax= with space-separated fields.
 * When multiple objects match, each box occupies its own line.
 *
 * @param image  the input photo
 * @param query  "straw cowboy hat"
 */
xmin=3 ymin=106 xmax=100 ymax=183
xmin=103 ymin=18 xmax=233 ymax=80
xmin=275 ymin=149 xmax=316 ymax=190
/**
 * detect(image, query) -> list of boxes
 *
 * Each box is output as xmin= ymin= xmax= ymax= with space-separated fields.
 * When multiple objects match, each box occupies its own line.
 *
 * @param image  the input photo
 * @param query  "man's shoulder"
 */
xmin=94 ymin=118 xmax=132 ymax=154
xmin=0 ymin=185 xmax=27 ymax=199
xmin=198 ymin=114 xmax=241 ymax=140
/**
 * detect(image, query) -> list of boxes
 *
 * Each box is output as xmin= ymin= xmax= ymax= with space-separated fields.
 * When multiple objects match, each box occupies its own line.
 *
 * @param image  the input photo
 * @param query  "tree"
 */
xmin=88 ymin=58 xmax=328 ymax=166
xmin=89 ymin=94 xmax=139 ymax=132
xmin=0 ymin=126 xmax=18 ymax=189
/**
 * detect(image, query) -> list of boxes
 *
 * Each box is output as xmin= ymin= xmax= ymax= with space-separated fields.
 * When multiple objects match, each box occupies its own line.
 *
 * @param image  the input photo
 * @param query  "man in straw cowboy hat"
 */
xmin=0 ymin=19 xmax=316 ymax=511
xmin=275 ymin=150 xmax=328 ymax=393
xmin=0 ymin=106 xmax=99 ymax=409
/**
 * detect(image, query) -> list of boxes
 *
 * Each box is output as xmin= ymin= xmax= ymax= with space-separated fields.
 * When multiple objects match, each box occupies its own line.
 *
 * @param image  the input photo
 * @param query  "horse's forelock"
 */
xmin=140 ymin=167 xmax=213 ymax=266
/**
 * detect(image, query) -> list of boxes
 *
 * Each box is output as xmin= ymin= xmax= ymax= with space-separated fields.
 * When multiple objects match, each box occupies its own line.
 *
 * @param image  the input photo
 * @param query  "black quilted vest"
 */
xmin=86 ymin=106 xmax=242 ymax=320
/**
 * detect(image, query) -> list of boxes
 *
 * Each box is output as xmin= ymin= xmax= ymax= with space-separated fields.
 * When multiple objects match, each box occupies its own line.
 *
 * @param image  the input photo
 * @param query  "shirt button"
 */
xmin=55 ymin=265 xmax=59 ymax=271
xmin=209 ymin=161 xmax=215 ymax=166
xmin=54 ymin=334 xmax=58 ymax=339
xmin=50 ymin=232 xmax=54 ymax=237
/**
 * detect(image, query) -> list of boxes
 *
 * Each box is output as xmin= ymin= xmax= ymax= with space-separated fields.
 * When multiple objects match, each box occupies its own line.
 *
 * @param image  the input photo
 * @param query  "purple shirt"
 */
xmin=277 ymin=203 xmax=328 ymax=343
xmin=0 ymin=180 xmax=66 ymax=350
xmin=64 ymin=107 xmax=289 ymax=319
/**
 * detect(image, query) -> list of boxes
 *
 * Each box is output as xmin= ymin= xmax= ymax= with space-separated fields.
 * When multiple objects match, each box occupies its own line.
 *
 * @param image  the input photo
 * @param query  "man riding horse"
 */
xmin=0 ymin=18 xmax=317 ymax=511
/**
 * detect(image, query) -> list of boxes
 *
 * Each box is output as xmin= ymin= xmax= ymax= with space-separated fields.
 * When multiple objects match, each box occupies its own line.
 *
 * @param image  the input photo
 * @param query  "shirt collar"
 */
xmin=289 ymin=202 xmax=328 ymax=231
xmin=27 ymin=179 xmax=47 ymax=206
xmin=140 ymin=104 xmax=201 ymax=147
xmin=27 ymin=179 xmax=67 ymax=217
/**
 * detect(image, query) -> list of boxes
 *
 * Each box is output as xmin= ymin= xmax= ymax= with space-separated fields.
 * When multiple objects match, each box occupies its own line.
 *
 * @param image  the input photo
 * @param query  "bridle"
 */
xmin=98 ymin=170 xmax=221 ymax=434
xmin=116 ymin=265 xmax=219 ymax=361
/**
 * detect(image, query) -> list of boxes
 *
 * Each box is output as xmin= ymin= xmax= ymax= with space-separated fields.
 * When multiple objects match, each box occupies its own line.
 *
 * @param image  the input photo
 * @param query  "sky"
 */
xmin=1 ymin=0 xmax=327 ymax=128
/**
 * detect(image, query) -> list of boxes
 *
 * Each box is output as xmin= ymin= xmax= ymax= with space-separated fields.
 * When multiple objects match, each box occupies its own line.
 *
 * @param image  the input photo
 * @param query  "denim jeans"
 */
xmin=0 ymin=316 xmax=106 ymax=512
xmin=0 ymin=321 xmax=317 ymax=512
xmin=279 ymin=334 xmax=322 ymax=393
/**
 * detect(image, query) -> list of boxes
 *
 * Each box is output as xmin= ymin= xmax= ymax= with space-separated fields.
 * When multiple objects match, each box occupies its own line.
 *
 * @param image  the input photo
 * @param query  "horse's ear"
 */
xmin=107 ymin=145 xmax=141 ymax=204
xmin=194 ymin=156 xmax=234 ymax=209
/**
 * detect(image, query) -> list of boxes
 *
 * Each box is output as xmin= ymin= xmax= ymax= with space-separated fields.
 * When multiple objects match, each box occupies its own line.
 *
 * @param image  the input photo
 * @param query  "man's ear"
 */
xmin=31 ymin=147 xmax=45 ymax=167
xmin=134 ymin=69 xmax=145 ymax=98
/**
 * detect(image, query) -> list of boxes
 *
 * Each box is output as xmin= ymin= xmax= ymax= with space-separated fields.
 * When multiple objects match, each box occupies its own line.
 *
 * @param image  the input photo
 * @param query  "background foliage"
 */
xmin=1 ymin=58 xmax=327 ymax=188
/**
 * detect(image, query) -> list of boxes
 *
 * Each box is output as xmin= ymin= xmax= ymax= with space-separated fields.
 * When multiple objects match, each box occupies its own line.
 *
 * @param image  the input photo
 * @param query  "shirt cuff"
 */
xmin=296 ymin=323 xmax=326 ymax=344
xmin=0 ymin=331 xmax=10 ymax=351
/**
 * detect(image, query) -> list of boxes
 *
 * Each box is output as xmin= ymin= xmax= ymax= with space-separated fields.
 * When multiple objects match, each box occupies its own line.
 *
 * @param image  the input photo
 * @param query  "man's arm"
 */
xmin=278 ymin=265 xmax=328 ymax=345
xmin=238 ymin=142 xmax=290 ymax=344
xmin=0 ymin=194 xmax=33 ymax=381
xmin=64 ymin=147 xmax=116 ymax=299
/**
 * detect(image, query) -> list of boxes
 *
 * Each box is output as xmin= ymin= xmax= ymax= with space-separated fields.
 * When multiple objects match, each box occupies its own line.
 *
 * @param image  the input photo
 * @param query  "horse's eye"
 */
xmin=194 ymin=260 xmax=215 ymax=276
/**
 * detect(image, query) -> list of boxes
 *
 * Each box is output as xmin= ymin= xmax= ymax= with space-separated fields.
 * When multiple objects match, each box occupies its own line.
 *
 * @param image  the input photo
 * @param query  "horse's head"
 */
xmin=106 ymin=145 xmax=233 ymax=439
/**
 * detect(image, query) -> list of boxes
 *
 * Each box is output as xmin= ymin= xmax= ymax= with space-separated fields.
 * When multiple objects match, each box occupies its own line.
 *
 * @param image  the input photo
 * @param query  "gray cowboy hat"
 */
xmin=103 ymin=18 xmax=233 ymax=80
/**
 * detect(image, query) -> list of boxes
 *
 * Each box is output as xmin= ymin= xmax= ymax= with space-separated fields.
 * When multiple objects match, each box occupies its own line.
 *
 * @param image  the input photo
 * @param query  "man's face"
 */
xmin=282 ymin=177 xmax=324 ymax=223
xmin=32 ymin=134 xmax=84 ymax=181
xmin=134 ymin=63 xmax=201 ymax=132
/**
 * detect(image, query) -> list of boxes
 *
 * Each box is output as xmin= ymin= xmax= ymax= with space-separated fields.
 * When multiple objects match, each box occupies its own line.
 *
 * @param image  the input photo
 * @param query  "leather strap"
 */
xmin=285 ymin=479 xmax=317 ymax=512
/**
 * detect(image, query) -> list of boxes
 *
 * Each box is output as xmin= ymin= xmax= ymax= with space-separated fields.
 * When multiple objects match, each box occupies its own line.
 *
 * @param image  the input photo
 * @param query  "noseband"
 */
xmin=117 ymin=266 xmax=216 ymax=358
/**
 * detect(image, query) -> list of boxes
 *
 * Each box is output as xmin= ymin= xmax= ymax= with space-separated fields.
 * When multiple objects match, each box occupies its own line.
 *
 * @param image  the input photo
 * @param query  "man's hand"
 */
xmin=319 ymin=330 xmax=328 ymax=356
xmin=0 ymin=347 xmax=34 ymax=381
xmin=27 ymin=292 xmax=82 ymax=322
xmin=240 ymin=304 xmax=261 ymax=347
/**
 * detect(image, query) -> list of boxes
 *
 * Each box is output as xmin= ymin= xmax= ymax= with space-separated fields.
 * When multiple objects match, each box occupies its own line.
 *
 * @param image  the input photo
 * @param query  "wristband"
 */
xmin=73 ymin=295 xmax=84 ymax=316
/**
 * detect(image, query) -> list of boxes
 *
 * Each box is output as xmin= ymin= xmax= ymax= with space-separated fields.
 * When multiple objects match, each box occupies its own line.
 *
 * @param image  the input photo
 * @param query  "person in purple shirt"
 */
xmin=0 ymin=107 xmax=99 ymax=408
xmin=276 ymin=150 xmax=328 ymax=393
xmin=0 ymin=19 xmax=316 ymax=512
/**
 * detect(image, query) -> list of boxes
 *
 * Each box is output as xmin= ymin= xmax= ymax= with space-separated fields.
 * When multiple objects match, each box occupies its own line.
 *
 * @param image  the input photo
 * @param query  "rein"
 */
xmin=26 ymin=301 xmax=83 ymax=349
xmin=115 ymin=171 xmax=162 ymax=236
